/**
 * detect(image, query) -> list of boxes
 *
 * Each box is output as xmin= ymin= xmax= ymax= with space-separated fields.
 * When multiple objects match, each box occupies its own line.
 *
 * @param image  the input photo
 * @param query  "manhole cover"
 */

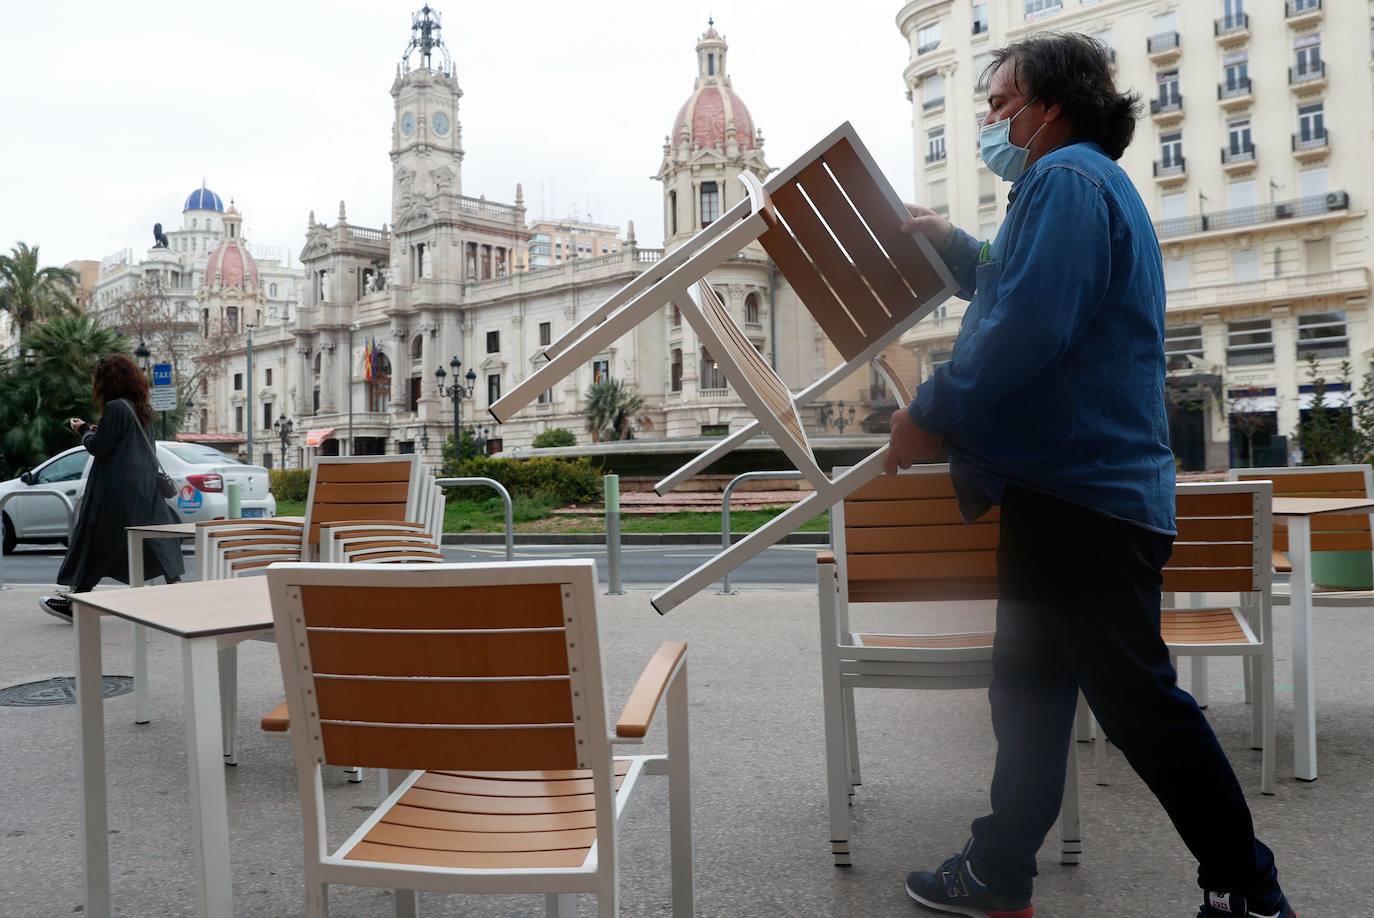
xmin=0 ymin=676 xmax=133 ymax=707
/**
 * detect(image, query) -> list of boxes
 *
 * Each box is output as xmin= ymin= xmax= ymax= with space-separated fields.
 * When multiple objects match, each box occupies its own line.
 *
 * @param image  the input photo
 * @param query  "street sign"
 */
xmin=151 ymin=363 xmax=173 ymax=387
xmin=150 ymin=386 xmax=177 ymax=411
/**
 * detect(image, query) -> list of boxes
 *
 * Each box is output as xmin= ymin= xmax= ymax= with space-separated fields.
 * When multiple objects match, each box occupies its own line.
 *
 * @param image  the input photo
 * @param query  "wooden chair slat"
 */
xmin=847 ymin=550 xmax=997 ymax=582
xmin=1168 ymin=542 xmax=1255 ymax=568
xmin=412 ymin=771 xmax=608 ymax=798
xmin=306 ymin=630 xmax=570 ymax=678
xmin=399 ymin=786 xmax=596 ymax=816
xmin=845 ymin=498 xmax=972 ymax=527
xmin=313 ymin=481 xmax=412 ymax=503
xmin=1176 ymin=492 xmax=1256 ymax=517
xmin=1232 ymin=470 xmax=1367 ymax=493
xmin=1176 ymin=517 xmax=1254 ymax=541
xmin=316 ymin=460 xmax=415 ymax=483
xmin=848 ymin=471 xmax=960 ymax=501
xmin=848 ymin=580 xmax=999 ymax=603
xmin=361 ymin=823 xmax=597 ymax=854
xmin=857 ymin=632 xmax=994 ymax=649
xmin=1162 ymin=568 xmax=1256 ymax=592
xmin=344 ymin=841 xmax=586 ymax=870
xmin=384 ymin=804 xmax=596 ymax=834
xmin=844 ymin=523 xmax=1000 ymax=554
xmin=758 ymin=223 xmax=867 ymax=359
xmin=322 ymin=723 xmax=578 ymax=772
xmin=316 ymin=678 xmax=574 ymax=726
xmin=300 ymin=584 xmax=565 ymax=629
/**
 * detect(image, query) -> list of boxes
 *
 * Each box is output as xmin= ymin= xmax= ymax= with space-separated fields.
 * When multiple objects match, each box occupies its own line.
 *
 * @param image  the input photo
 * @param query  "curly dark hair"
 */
xmin=986 ymin=31 xmax=1142 ymax=161
xmin=92 ymin=354 xmax=153 ymax=429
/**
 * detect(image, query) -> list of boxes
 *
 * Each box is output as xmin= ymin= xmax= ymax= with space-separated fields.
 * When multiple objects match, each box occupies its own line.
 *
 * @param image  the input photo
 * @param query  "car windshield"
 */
xmin=162 ymin=444 xmax=244 ymax=466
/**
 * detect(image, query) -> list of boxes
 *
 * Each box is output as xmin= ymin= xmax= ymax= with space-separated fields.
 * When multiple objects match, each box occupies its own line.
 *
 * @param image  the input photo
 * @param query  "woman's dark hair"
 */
xmin=93 ymin=354 xmax=153 ymax=429
xmin=986 ymin=31 xmax=1142 ymax=161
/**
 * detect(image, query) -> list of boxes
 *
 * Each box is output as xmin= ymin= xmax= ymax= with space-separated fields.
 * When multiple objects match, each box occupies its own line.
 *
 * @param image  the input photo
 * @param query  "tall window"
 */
xmin=1228 ymin=179 xmax=1257 ymax=212
xmin=672 ymin=304 xmax=682 ymax=328
xmin=539 ymin=321 xmax=552 ymax=346
xmin=234 ymin=406 xmax=244 ymax=433
xmin=265 ymin=368 xmax=273 ymax=386
xmin=1300 ymin=166 xmax=1328 ymax=198
xmin=263 ymin=402 xmax=274 ymax=430
xmin=972 ymin=2 xmax=989 ymax=34
xmin=1222 ymin=0 xmax=1246 ymax=29
xmin=926 ymin=127 xmax=946 ymax=162
xmin=1298 ymin=102 xmax=1325 ymax=142
xmin=1223 ymin=52 xmax=1249 ymax=91
xmin=1156 ymin=70 xmax=1180 ymax=106
xmin=368 ymin=352 xmax=391 ymax=412
xmin=700 ymin=347 xmax=727 ymax=391
xmin=1227 ymin=319 xmax=1274 ymax=366
xmin=707 ymin=52 xmax=715 ymax=76
xmin=1164 ymin=325 xmax=1204 ymax=370
xmin=1298 ymin=311 xmax=1348 ymax=359
xmin=1227 ymin=118 xmax=1253 ymax=155
xmin=922 ymin=74 xmax=945 ymax=109
xmin=973 ymin=53 xmax=993 ymax=92
xmin=1232 ymin=248 xmax=1260 ymax=283
xmin=916 ymin=21 xmax=941 ymax=53
xmin=668 ymin=190 xmax=678 ymax=236
xmin=486 ymin=373 xmax=501 ymax=405
xmin=592 ymin=358 xmax=610 ymax=384
xmin=1164 ymin=255 xmax=1191 ymax=290
xmin=670 ymin=347 xmax=683 ymax=393
xmin=225 ymin=306 xmax=239 ymax=333
xmin=1294 ymin=34 xmax=1322 ymax=76
xmin=700 ymin=182 xmax=719 ymax=227
xmin=745 ymin=292 xmax=760 ymax=325
xmin=486 ymin=330 xmax=500 ymax=353
xmin=1159 ymin=131 xmax=1183 ymax=168
xmin=233 ymin=372 xmax=243 ymax=391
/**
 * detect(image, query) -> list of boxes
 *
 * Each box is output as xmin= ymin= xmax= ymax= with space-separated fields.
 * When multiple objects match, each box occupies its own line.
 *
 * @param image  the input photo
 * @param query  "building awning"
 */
xmin=304 ymin=428 xmax=336 ymax=447
xmin=175 ymin=433 xmax=245 ymax=445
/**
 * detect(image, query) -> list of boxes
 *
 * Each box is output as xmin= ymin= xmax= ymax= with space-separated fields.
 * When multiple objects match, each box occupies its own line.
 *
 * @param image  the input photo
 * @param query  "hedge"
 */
xmin=531 ymin=427 xmax=577 ymax=448
xmin=441 ymin=455 xmax=601 ymax=505
xmin=269 ymin=468 xmax=311 ymax=502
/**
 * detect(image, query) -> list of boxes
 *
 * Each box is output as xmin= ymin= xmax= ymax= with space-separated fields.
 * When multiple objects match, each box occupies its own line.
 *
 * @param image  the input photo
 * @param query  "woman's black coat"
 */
xmin=57 ymin=398 xmax=184 ymax=590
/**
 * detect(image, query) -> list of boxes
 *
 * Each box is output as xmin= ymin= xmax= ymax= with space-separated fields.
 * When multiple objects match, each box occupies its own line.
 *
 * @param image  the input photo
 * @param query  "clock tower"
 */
xmin=390 ymin=4 xmax=464 ymax=235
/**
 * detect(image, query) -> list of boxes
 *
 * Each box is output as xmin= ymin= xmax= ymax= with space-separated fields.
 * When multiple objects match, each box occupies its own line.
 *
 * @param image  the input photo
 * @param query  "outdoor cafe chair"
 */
xmin=816 ymin=463 xmax=1083 ymax=868
xmin=267 ymin=560 xmax=694 ymax=918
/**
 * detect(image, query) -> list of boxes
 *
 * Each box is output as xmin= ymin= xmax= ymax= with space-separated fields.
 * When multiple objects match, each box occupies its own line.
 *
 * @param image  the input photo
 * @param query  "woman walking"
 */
xmin=40 ymin=354 xmax=183 ymax=621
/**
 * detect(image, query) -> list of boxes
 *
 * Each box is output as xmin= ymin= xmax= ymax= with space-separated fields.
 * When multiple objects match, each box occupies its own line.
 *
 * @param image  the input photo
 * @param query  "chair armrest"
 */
xmin=816 ymin=550 xmax=835 ymax=565
xmin=615 ymin=640 xmax=687 ymax=739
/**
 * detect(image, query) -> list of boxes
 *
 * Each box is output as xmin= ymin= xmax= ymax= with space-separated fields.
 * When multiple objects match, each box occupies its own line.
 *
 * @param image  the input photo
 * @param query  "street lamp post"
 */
xmin=274 ymin=414 xmax=294 ymax=470
xmin=435 ymin=356 xmax=477 ymax=458
xmin=244 ymin=323 xmax=256 ymax=465
xmin=419 ymin=425 xmax=430 ymax=453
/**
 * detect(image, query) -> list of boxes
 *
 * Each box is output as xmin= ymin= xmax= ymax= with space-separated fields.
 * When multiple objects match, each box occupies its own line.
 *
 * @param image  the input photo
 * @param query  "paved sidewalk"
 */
xmin=1 ymin=584 xmax=1370 ymax=916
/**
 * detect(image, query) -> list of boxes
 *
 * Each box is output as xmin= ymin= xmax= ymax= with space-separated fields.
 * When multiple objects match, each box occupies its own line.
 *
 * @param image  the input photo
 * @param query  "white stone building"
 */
xmin=897 ymin=0 xmax=1371 ymax=469
xmin=206 ymin=9 xmax=911 ymax=468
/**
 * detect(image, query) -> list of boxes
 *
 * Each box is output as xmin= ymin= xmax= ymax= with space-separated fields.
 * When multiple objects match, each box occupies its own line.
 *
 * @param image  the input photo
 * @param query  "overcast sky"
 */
xmin=0 ymin=0 xmax=915 ymax=269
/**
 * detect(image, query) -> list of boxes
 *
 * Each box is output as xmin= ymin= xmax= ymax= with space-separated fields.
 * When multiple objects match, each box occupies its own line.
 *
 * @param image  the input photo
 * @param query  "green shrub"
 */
xmin=531 ymin=427 xmax=576 ymax=448
xmin=442 ymin=455 xmax=602 ymax=505
xmin=269 ymin=468 xmax=311 ymax=502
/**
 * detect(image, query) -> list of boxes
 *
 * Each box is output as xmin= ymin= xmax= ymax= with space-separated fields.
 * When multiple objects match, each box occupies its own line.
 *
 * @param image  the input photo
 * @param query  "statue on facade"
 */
xmin=152 ymin=223 xmax=169 ymax=248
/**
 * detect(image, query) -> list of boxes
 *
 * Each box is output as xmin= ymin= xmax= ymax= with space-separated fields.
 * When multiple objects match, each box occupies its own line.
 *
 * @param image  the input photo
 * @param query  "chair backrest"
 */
xmin=269 ymin=560 xmax=615 ymax=865
xmin=831 ymin=464 xmax=999 ymax=604
xmin=1168 ymin=480 xmax=1272 ymax=601
xmin=301 ymin=454 xmax=423 ymax=550
xmin=1229 ymin=464 xmax=1373 ymax=554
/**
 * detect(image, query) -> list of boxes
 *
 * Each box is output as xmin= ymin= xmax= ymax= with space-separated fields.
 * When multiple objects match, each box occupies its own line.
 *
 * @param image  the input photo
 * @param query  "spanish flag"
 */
xmin=363 ymin=336 xmax=374 ymax=382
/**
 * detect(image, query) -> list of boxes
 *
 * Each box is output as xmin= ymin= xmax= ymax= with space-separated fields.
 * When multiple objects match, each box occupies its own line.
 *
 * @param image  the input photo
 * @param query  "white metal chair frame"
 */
xmin=267 ymin=560 xmax=693 ymax=918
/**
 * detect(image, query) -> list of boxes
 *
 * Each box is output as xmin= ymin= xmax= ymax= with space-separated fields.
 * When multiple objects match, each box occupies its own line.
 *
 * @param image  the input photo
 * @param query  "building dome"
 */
xmin=671 ymin=20 xmax=757 ymax=151
xmin=203 ymin=205 xmax=258 ymax=290
xmin=184 ymin=185 xmax=225 ymax=212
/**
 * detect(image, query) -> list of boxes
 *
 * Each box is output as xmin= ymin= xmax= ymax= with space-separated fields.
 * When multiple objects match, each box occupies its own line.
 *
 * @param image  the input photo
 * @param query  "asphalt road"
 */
xmin=0 ymin=542 xmax=819 ymax=588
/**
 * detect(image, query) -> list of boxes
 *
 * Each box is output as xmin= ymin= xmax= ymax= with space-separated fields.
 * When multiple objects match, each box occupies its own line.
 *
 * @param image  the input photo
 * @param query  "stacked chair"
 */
xmin=487 ymin=122 xmax=959 ymax=613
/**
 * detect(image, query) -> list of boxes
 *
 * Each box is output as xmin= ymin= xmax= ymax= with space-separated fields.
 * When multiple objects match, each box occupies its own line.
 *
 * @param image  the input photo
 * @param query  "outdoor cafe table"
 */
xmin=1270 ymin=496 xmax=1374 ymax=783
xmin=73 ymin=576 xmax=271 ymax=918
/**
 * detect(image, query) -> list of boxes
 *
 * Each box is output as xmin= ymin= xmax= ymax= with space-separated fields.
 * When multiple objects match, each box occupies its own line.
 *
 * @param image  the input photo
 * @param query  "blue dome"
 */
xmin=183 ymin=187 xmax=225 ymax=212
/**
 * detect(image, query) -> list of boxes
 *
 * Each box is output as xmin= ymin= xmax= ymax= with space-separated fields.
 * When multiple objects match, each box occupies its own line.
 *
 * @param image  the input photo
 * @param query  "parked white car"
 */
xmin=0 ymin=442 xmax=277 ymax=554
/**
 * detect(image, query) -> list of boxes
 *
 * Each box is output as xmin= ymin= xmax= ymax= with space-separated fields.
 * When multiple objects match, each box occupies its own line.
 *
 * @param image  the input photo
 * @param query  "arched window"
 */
xmin=368 ymin=351 xmax=392 ymax=412
xmin=312 ymin=351 xmax=322 ymax=375
xmin=270 ymin=282 xmax=278 ymax=297
xmin=225 ymin=306 xmax=239 ymax=333
xmin=410 ymin=334 xmax=423 ymax=361
xmin=201 ymin=308 xmax=210 ymax=338
xmin=745 ymin=291 xmax=760 ymax=325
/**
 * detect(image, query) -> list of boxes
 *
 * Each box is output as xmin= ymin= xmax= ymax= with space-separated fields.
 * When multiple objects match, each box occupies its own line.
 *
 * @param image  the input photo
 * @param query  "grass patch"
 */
xmin=275 ymin=500 xmax=305 ymax=518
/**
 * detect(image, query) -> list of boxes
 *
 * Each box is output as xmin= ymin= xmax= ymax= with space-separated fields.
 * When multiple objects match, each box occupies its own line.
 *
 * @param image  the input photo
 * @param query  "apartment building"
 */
xmin=897 ymin=0 xmax=1371 ymax=468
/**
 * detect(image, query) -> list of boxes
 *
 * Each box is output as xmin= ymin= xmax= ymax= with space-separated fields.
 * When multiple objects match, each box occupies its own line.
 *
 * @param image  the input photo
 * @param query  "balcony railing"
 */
xmin=1292 ymin=129 xmax=1329 ymax=151
xmin=1148 ymin=31 xmax=1180 ymax=54
xmin=1218 ymin=78 xmax=1252 ymax=99
xmin=1153 ymin=157 xmax=1186 ymax=178
xmin=925 ymin=149 xmax=947 ymax=164
xmin=1150 ymin=95 xmax=1183 ymax=115
xmin=1286 ymin=0 xmax=1322 ymax=18
xmin=1166 ymin=268 xmax=1369 ymax=313
xmin=917 ymin=41 xmax=940 ymax=55
xmin=1221 ymin=144 xmax=1256 ymax=165
xmin=1289 ymin=62 xmax=1326 ymax=85
xmin=1154 ymin=190 xmax=1348 ymax=238
xmin=1214 ymin=13 xmax=1249 ymax=35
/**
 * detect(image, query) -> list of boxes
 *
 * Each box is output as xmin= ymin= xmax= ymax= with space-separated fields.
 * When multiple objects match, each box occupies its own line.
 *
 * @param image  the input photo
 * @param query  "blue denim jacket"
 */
xmin=910 ymin=140 xmax=1177 ymax=535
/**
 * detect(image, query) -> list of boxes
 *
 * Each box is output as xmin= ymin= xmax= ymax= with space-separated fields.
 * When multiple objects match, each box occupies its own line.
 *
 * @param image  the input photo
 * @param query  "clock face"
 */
xmin=401 ymin=111 xmax=415 ymax=137
xmin=432 ymin=111 xmax=450 ymax=136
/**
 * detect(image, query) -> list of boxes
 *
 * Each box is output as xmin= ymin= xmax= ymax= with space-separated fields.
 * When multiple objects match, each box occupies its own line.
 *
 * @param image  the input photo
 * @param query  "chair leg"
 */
xmin=305 ymin=881 xmax=329 ymax=918
xmin=1260 ymin=651 xmax=1276 ymax=796
xmin=667 ymin=664 xmax=695 ymax=916
xmin=394 ymin=889 xmax=418 ymax=918
xmin=1059 ymin=739 xmax=1082 ymax=866
xmin=544 ymin=893 xmax=576 ymax=917
xmin=344 ymin=766 xmax=364 ymax=784
xmin=217 ymin=645 xmax=238 ymax=766
xmin=1094 ymin=716 xmax=1109 ymax=786
xmin=1074 ymin=692 xmax=1093 ymax=743
xmin=1191 ymin=656 xmax=1209 ymax=709
xmin=1242 ymin=655 xmax=1254 ymax=705
xmin=842 ymin=686 xmax=861 ymax=790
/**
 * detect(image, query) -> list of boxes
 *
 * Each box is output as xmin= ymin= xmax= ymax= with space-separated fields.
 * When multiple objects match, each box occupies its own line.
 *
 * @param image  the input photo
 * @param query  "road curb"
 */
xmin=441 ymin=532 xmax=829 ymax=546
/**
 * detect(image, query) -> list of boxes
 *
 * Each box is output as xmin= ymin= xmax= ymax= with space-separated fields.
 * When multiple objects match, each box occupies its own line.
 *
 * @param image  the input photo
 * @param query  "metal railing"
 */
xmin=1147 ymin=31 xmax=1180 ymax=54
xmin=1221 ymin=145 xmax=1256 ymax=165
xmin=1289 ymin=62 xmax=1326 ymax=85
xmin=1155 ymin=191 xmax=1347 ymax=238
xmin=1218 ymin=78 xmax=1252 ymax=99
xmin=719 ymin=471 xmax=804 ymax=594
xmin=1214 ymin=13 xmax=1249 ymax=35
xmin=0 ymin=489 xmax=78 ymax=589
xmin=1153 ymin=158 xmax=1186 ymax=178
xmin=1150 ymin=95 xmax=1183 ymax=116
xmin=1286 ymin=0 xmax=1322 ymax=18
xmin=435 ymin=477 xmax=513 ymax=561
xmin=1292 ymin=129 xmax=1329 ymax=151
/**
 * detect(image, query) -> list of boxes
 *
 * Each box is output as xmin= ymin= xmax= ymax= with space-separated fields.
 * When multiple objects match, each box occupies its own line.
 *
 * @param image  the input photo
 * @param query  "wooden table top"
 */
xmin=69 ymin=577 xmax=271 ymax=638
xmin=1271 ymin=497 xmax=1374 ymax=517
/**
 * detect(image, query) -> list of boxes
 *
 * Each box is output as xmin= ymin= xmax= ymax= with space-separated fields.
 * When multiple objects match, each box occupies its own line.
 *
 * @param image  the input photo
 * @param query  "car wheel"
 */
xmin=2 ymin=514 xmax=16 ymax=555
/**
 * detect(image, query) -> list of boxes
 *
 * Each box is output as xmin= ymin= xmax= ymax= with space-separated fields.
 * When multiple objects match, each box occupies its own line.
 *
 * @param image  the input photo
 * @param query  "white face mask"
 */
xmin=979 ymin=99 xmax=1048 ymax=182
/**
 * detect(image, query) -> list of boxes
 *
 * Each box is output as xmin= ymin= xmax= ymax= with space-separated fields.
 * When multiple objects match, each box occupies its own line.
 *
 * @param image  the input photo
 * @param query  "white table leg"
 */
xmin=1288 ymin=516 xmax=1317 ymax=781
xmin=183 ymin=637 xmax=235 ymax=917
xmin=76 ymin=604 xmax=112 ymax=918
xmin=128 ymin=531 xmax=150 ymax=725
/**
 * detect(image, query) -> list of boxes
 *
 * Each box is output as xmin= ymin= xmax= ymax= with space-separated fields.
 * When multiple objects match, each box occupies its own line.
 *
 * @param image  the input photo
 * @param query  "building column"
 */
xmin=1272 ymin=306 xmax=1300 ymax=438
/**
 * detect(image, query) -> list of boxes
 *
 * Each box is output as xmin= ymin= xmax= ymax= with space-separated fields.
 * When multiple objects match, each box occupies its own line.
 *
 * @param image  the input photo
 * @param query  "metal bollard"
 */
xmin=719 ymin=471 xmax=804 ymax=594
xmin=605 ymin=474 xmax=624 ymax=594
xmin=226 ymin=482 xmax=242 ymax=519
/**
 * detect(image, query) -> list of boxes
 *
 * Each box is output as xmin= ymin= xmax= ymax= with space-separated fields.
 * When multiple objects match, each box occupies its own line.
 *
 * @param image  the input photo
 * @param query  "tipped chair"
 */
xmin=816 ymin=463 xmax=1083 ymax=868
xmin=266 ymin=560 xmax=693 ymax=918
xmin=320 ymin=478 xmax=447 ymax=563
xmin=1094 ymin=480 xmax=1277 ymax=795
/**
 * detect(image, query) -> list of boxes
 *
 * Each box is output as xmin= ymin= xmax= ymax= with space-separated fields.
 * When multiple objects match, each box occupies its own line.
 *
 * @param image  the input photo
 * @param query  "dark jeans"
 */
xmin=968 ymin=485 xmax=1280 ymax=902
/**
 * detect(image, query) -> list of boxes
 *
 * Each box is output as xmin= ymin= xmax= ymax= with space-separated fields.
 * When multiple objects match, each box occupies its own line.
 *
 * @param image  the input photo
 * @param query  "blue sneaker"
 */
xmin=1199 ymin=890 xmax=1299 ymax=918
xmin=905 ymin=841 xmax=1034 ymax=918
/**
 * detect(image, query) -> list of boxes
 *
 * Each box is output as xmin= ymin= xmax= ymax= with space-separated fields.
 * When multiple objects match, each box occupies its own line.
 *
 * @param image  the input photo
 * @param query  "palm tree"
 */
xmin=0 ymin=242 xmax=79 ymax=344
xmin=0 ymin=314 xmax=127 ymax=477
xmin=584 ymin=378 xmax=648 ymax=442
